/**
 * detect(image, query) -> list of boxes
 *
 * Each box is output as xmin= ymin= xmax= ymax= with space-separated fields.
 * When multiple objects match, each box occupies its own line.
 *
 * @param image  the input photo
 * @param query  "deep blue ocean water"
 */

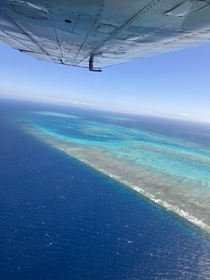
xmin=1 ymin=99 xmax=210 ymax=280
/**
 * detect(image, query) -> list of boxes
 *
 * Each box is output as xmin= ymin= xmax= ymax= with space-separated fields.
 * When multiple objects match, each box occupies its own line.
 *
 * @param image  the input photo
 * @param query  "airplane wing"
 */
xmin=0 ymin=0 xmax=210 ymax=71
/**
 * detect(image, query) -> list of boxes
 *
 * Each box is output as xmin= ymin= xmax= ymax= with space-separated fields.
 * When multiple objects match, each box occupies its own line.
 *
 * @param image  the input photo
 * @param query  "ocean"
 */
xmin=1 ymin=99 xmax=210 ymax=280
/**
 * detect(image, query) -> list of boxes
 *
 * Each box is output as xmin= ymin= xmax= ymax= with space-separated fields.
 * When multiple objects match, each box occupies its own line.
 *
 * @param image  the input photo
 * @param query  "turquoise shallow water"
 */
xmin=28 ymin=111 xmax=210 ymax=187
xmin=35 ymin=122 xmax=210 ymax=192
xmin=18 ymin=108 xmax=210 ymax=232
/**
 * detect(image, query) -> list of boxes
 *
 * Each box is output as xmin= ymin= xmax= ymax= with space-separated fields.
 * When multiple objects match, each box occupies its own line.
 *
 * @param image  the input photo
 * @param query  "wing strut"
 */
xmin=89 ymin=54 xmax=102 ymax=72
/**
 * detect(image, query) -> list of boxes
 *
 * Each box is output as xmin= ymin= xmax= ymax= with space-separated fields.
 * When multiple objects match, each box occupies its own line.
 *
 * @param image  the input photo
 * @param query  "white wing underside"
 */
xmin=0 ymin=0 xmax=210 ymax=70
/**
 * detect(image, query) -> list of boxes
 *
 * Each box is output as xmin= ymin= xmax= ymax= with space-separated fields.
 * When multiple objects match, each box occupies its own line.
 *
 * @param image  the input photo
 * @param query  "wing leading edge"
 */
xmin=0 ymin=0 xmax=210 ymax=70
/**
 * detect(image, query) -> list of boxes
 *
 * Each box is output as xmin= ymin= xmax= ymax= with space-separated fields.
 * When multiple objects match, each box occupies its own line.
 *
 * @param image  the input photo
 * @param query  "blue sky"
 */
xmin=0 ymin=42 xmax=210 ymax=122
